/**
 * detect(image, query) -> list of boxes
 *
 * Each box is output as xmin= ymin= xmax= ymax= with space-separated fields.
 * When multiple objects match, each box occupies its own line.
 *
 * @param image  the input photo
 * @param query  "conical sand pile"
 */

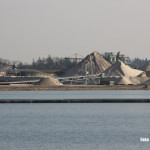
xmin=0 ymin=72 xmax=6 ymax=76
xmin=129 ymin=76 xmax=149 ymax=85
xmin=117 ymin=76 xmax=132 ymax=85
xmin=141 ymin=60 xmax=150 ymax=71
xmin=103 ymin=60 xmax=143 ymax=77
xmin=35 ymin=77 xmax=62 ymax=86
xmin=63 ymin=51 xmax=111 ymax=76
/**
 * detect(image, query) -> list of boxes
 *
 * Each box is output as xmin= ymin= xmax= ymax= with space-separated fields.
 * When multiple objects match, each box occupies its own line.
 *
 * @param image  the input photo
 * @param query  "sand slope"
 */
xmin=35 ymin=77 xmax=62 ymax=86
xmin=117 ymin=76 xmax=133 ymax=85
xmin=63 ymin=51 xmax=111 ymax=76
xmin=103 ymin=60 xmax=143 ymax=77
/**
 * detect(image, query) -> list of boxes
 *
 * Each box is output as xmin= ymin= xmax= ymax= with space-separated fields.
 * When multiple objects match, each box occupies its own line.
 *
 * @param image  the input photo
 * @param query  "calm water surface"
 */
xmin=0 ymin=103 xmax=150 ymax=150
xmin=0 ymin=90 xmax=150 ymax=100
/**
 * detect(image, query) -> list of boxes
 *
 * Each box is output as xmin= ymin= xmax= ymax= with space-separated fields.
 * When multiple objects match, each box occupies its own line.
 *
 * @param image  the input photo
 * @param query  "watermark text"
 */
xmin=140 ymin=137 xmax=149 ymax=142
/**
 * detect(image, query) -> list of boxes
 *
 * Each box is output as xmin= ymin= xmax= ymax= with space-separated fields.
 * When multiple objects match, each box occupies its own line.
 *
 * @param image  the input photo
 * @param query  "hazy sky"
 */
xmin=0 ymin=0 xmax=150 ymax=63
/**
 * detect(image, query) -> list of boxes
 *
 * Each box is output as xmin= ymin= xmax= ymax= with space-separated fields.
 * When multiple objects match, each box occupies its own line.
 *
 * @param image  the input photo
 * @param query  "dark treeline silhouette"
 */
xmin=18 ymin=55 xmax=77 ymax=70
xmin=130 ymin=58 xmax=148 ymax=69
xmin=0 ymin=58 xmax=10 ymax=69
xmin=18 ymin=56 xmax=150 ymax=70
xmin=0 ymin=55 xmax=149 ymax=71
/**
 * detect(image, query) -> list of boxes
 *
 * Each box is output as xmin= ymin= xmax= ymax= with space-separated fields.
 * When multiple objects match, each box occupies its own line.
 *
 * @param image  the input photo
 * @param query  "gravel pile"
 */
xmin=63 ymin=51 xmax=111 ymax=76
xmin=103 ymin=60 xmax=143 ymax=77
xmin=35 ymin=77 xmax=62 ymax=86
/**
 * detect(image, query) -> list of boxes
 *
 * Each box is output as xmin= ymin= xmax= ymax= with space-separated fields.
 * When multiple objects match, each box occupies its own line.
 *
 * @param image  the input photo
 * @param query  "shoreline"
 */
xmin=0 ymin=84 xmax=149 ymax=91
xmin=0 ymin=99 xmax=150 ymax=103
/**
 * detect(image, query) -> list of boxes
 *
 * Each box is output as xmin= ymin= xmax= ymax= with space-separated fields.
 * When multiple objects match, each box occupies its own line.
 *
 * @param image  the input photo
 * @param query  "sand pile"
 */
xmin=104 ymin=76 xmax=149 ymax=85
xmin=35 ymin=77 xmax=62 ymax=86
xmin=0 ymin=72 xmax=6 ymax=76
xmin=63 ymin=51 xmax=111 ymax=76
xmin=137 ymin=72 xmax=147 ymax=77
xmin=117 ymin=76 xmax=133 ymax=85
xmin=127 ymin=76 xmax=150 ymax=85
xmin=102 ymin=60 xmax=144 ymax=85
xmin=141 ymin=60 xmax=150 ymax=71
xmin=103 ymin=60 xmax=143 ymax=77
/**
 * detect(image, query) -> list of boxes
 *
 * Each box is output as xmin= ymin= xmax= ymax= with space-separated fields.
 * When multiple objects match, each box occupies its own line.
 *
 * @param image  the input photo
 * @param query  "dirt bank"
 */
xmin=0 ymin=84 xmax=149 ymax=91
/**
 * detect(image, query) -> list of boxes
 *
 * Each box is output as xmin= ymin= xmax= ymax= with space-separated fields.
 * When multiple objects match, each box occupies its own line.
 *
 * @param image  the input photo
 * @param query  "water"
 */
xmin=0 ymin=91 xmax=150 ymax=149
xmin=0 ymin=103 xmax=150 ymax=150
xmin=0 ymin=90 xmax=150 ymax=100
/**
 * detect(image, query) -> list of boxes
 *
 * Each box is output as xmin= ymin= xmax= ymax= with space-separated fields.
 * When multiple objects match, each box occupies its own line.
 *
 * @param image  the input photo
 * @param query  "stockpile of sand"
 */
xmin=35 ymin=77 xmax=62 ymax=86
xmin=0 ymin=72 xmax=6 ymax=76
xmin=128 ymin=76 xmax=150 ymax=85
xmin=103 ymin=60 xmax=143 ymax=77
xmin=141 ymin=60 xmax=150 ymax=71
xmin=117 ymin=76 xmax=133 ymax=85
xmin=102 ymin=60 xmax=145 ymax=85
xmin=137 ymin=72 xmax=147 ymax=77
xmin=63 ymin=51 xmax=111 ymax=76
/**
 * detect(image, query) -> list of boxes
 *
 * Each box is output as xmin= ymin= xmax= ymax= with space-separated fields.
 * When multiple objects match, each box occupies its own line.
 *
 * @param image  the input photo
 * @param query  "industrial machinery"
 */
xmin=102 ymin=52 xmax=131 ymax=64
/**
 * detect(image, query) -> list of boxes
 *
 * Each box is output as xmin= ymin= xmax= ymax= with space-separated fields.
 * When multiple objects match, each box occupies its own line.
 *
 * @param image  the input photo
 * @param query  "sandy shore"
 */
xmin=0 ymin=84 xmax=150 ymax=91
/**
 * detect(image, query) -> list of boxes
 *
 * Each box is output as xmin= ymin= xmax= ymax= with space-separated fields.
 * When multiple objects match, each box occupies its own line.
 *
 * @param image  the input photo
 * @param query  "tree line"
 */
xmin=131 ymin=58 xmax=148 ymax=69
xmin=0 ymin=55 xmax=149 ymax=70
xmin=18 ymin=55 xmax=77 ymax=70
xmin=0 ymin=58 xmax=10 ymax=69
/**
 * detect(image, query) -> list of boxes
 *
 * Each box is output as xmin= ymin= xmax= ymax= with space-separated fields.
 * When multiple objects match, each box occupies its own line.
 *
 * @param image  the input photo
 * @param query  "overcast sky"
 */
xmin=0 ymin=0 xmax=150 ymax=63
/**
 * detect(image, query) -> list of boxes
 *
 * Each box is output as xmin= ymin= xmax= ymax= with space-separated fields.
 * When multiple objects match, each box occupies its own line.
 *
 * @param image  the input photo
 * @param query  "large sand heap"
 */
xmin=35 ymin=77 xmax=62 ymax=86
xmin=103 ymin=60 xmax=143 ymax=77
xmin=0 ymin=72 xmax=6 ymax=76
xmin=63 ymin=51 xmax=111 ymax=76
xmin=129 ymin=76 xmax=150 ymax=85
xmin=117 ymin=76 xmax=133 ymax=85
xmin=141 ymin=60 xmax=150 ymax=71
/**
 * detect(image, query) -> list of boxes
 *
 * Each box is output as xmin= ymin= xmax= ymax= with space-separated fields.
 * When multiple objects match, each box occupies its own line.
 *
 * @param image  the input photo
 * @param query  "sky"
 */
xmin=0 ymin=0 xmax=150 ymax=63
